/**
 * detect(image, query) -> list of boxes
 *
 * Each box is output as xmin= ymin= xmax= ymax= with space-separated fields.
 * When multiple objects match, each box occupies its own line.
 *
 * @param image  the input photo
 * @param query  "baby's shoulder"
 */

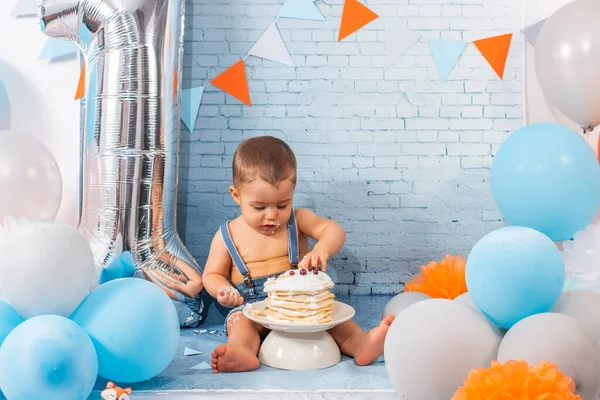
xmin=213 ymin=216 xmax=243 ymax=234
xmin=212 ymin=216 xmax=246 ymax=244
xmin=293 ymin=207 xmax=321 ymax=222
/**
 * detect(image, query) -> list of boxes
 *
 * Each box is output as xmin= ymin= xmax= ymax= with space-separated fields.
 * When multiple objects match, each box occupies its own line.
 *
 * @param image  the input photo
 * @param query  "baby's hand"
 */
xmin=299 ymin=250 xmax=329 ymax=271
xmin=217 ymin=286 xmax=244 ymax=308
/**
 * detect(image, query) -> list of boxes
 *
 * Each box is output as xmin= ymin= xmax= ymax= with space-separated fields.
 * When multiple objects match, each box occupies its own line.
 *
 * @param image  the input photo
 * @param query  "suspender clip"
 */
xmin=243 ymin=273 xmax=256 ymax=299
xmin=243 ymin=273 xmax=253 ymax=288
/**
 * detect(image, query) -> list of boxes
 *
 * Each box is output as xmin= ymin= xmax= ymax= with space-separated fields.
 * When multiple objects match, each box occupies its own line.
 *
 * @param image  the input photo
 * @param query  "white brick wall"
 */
xmin=178 ymin=0 xmax=524 ymax=295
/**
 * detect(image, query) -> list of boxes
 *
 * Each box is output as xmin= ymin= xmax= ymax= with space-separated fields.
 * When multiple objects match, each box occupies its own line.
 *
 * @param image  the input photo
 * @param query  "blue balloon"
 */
xmin=0 ymin=315 xmax=97 ymax=400
xmin=70 ymin=278 xmax=179 ymax=383
xmin=491 ymin=123 xmax=600 ymax=241
xmin=99 ymin=252 xmax=137 ymax=284
xmin=119 ymin=251 xmax=136 ymax=277
xmin=0 ymin=301 xmax=23 ymax=346
xmin=99 ymin=258 xmax=125 ymax=285
xmin=466 ymin=226 xmax=565 ymax=329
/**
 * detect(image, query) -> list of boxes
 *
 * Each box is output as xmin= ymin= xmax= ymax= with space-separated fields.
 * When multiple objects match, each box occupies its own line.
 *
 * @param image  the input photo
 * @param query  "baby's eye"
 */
xmin=277 ymin=204 xmax=288 ymax=209
xmin=253 ymin=206 xmax=265 ymax=211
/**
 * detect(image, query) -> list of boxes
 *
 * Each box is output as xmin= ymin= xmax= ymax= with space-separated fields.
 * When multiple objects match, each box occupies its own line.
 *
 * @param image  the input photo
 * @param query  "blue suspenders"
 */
xmin=287 ymin=210 xmax=300 ymax=268
xmin=220 ymin=210 xmax=299 ymax=298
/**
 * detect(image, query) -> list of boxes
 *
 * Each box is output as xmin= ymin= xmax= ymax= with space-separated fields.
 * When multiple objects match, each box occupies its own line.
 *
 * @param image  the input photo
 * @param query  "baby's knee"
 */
xmin=226 ymin=310 xmax=245 ymax=330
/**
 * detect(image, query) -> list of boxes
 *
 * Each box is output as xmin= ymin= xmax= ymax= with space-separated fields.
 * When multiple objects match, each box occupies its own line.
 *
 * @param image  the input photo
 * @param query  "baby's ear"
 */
xmin=229 ymin=186 xmax=241 ymax=205
xmin=106 ymin=381 xmax=115 ymax=389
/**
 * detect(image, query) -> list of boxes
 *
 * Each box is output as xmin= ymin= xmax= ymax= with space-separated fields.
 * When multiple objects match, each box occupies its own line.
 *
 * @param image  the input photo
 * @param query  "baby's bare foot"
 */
xmin=353 ymin=315 xmax=395 ymax=366
xmin=211 ymin=344 xmax=260 ymax=373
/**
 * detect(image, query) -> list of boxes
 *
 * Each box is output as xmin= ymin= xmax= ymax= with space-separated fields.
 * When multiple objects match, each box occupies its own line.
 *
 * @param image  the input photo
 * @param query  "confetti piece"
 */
xmin=190 ymin=362 xmax=212 ymax=370
xmin=184 ymin=347 xmax=202 ymax=356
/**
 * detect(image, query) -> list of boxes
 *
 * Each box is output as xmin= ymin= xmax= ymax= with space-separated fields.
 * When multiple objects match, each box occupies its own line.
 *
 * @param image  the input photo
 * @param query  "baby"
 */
xmin=203 ymin=136 xmax=395 ymax=373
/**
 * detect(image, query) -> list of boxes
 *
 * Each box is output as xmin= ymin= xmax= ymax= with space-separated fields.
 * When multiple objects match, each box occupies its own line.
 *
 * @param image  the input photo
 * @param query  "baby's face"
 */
xmin=234 ymin=179 xmax=295 ymax=235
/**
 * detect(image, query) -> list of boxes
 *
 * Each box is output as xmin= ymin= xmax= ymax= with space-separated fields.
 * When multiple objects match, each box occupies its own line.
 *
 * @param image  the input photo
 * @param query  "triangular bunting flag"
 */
xmin=181 ymin=86 xmax=204 ymax=132
xmin=184 ymin=347 xmax=202 ymax=356
xmin=473 ymin=33 xmax=513 ymax=79
xmin=172 ymin=68 xmax=178 ymax=102
xmin=74 ymin=63 xmax=86 ymax=100
xmin=385 ymin=22 xmax=421 ymax=66
xmin=211 ymin=60 xmax=251 ymax=106
xmin=278 ymin=0 xmax=324 ymax=21
xmin=428 ymin=38 xmax=467 ymax=82
xmin=338 ymin=0 xmax=379 ymax=41
xmin=10 ymin=0 xmax=37 ymax=17
xmin=190 ymin=361 xmax=212 ymax=370
xmin=249 ymin=24 xmax=294 ymax=66
xmin=39 ymin=39 xmax=78 ymax=61
xmin=79 ymin=27 xmax=93 ymax=49
xmin=521 ymin=19 xmax=547 ymax=46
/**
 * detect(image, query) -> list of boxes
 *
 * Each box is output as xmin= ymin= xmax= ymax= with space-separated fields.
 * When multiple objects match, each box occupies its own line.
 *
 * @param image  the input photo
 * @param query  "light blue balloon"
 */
xmin=491 ymin=123 xmax=600 ymax=241
xmin=0 ymin=301 xmax=23 ymax=346
xmin=99 ymin=258 xmax=125 ymax=285
xmin=119 ymin=251 xmax=136 ymax=277
xmin=466 ymin=226 xmax=565 ymax=329
xmin=99 ymin=252 xmax=137 ymax=284
xmin=70 ymin=278 xmax=179 ymax=383
xmin=0 ymin=315 xmax=97 ymax=400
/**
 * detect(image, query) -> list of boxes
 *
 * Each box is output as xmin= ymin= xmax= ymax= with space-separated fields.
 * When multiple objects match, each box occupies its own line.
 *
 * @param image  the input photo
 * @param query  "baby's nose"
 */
xmin=265 ymin=208 xmax=277 ymax=220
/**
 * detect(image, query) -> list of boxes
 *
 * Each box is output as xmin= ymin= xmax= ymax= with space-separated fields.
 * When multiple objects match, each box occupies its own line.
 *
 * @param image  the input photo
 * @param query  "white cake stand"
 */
xmin=243 ymin=300 xmax=355 ymax=371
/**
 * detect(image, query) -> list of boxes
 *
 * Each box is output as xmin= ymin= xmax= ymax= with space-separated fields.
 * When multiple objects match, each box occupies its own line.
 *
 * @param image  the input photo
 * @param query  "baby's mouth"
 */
xmin=261 ymin=221 xmax=280 ymax=229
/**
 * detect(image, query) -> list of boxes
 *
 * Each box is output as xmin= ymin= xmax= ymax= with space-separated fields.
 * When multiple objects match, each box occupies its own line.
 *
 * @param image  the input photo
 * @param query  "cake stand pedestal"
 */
xmin=244 ymin=300 xmax=355 ymax=371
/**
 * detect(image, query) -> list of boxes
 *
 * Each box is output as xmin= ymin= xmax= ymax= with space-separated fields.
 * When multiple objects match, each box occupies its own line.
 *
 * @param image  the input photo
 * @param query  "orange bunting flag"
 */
xmin=210 ymin=60 xmax=251 ymax=106
xmin=473 ymin=33 xmax=513 ymax=79
xmin=338 ymin=0 xmax=379 ymax=42
xmin=74 ymin=62 xmax=86 ymax=100
xmin=173 ymin=67 xmax=178 ymax=102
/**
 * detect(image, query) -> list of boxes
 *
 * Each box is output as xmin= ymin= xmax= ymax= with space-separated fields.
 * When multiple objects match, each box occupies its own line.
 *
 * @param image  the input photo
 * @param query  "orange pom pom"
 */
xmin=404 ymin=254 xmax=467 ymax=299
xmin=452 ymin=360 xmax=581 ymax=400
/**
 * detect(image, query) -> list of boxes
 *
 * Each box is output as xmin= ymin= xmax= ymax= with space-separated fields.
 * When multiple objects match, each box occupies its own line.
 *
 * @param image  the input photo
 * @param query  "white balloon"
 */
xmin=553 ymin=290 xmax=600 ymax=343
xmin=547 ymin=102 xmax=600 ymax=158
xmin=382 ymin=291 xmax=430 ymax=318
xmin=0 ymin=216 xmax=30 ymax=300
xmin=454 ymin=292 xmax=476 ymax=308
xmin=498 ymin=313 xmax=600 ymax=400
xmin=384 ymin=299 xmax=502 ymax=400
xmin=0 ymin=220 xmax=95 ymax=318
xmin=535 ymin=0 xmax=600 ymax=130
xmin=454 ymin=292 xmax=507 ymax=336
xmin=0 ymin=132 xmax=62 ymax=221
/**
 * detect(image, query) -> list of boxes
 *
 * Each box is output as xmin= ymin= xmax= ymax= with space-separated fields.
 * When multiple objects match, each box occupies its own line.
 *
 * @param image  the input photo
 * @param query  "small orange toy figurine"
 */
xmin=101 ymin=381 xmax=133 ymax=400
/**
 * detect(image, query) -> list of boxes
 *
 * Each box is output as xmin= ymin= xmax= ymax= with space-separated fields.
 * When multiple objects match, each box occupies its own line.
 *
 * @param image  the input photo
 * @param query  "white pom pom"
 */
xmin=561 ymin=221 xmax=600 ymax=292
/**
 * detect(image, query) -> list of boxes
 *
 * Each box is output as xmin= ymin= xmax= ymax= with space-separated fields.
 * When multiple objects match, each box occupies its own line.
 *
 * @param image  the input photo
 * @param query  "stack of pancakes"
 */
xmin=262 ymin=268 xmax=335 ymax=323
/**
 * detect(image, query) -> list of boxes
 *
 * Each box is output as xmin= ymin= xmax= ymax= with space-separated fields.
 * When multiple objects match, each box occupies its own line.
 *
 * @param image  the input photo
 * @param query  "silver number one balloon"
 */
xmin=38 ymin=0 xmax=207 ymax=327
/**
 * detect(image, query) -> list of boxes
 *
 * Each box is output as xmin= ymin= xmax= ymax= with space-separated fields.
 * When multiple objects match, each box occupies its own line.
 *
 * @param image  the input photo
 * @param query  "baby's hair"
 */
xmin=232 ymin=136 xmax=297 ymax=188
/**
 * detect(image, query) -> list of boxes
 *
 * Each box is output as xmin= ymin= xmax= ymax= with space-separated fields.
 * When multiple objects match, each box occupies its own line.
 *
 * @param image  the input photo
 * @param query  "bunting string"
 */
xmin=10 ymin=0 xmax=548 ymax=132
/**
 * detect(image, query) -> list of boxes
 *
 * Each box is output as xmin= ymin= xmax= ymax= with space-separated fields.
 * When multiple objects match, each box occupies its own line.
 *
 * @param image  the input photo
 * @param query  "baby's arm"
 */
xmin=295 ymin=208 xmax=346 ymax=271
xmin=202 ymin=231 xmax=244 ymax=308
